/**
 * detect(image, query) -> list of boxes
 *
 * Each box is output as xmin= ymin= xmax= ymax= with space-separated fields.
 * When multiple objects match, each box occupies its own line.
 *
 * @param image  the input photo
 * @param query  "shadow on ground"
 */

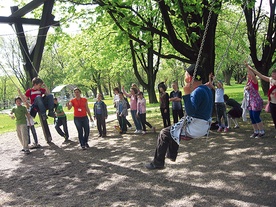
xmin=0 ymin=118 xmax=275 ymax=207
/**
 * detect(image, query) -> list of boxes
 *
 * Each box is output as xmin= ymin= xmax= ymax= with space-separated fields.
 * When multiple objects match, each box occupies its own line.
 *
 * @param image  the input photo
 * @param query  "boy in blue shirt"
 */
xmin=145 ymin=64 xmax=213 ymax=170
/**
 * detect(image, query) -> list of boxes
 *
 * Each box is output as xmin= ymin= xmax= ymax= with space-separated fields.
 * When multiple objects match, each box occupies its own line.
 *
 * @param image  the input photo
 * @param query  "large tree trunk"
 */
xmin=243 ymin=2 xmax=276 ymax=95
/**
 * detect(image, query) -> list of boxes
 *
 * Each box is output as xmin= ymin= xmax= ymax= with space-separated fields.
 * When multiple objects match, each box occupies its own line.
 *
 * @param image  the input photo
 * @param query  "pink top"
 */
xmin=122 ymin=89 xmax=138 ymax=110
xmin=137 ymin=97 xmax=146 ymax=114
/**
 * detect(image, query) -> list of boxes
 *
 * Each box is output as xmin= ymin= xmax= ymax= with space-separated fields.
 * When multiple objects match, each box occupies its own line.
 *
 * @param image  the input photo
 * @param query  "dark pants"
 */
xmin=160 ymin=108 xmax=171 ymax=128
xmin=153 ymin=126 xmax=179 ymax=167
xmin=172 ymin=109 xmax=184 ymax=123
xmin=74 ymin=116 xmax=90 ymax=147
xmin=215 ymin=103 xmax=228 ymax=127
xmin=138 ymin=113 xmax=152 ymax=131
xmin=270 ymin=102 xmax=276 ymax=129
xmin=95 ymin=114 xmax=106 ymax=136
xmin=33 ymin=94 xmax=54 ymax=115
xmin=27 ymin=125 xmax=38 ymax=144
xmin=55 ymin=116 xmax=69 ymax=139
xmin=117 ymin=114 xmax=127 ymax=133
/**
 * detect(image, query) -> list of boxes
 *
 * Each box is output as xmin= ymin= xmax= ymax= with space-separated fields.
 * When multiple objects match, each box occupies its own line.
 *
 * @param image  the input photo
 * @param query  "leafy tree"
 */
xmin=242 ymin=0 xmax=276 ymax=94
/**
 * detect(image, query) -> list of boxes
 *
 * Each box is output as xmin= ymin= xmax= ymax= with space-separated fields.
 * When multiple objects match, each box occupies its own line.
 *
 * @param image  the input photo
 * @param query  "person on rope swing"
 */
xmin=145 ymin=64 xmax=213 ymax=170
xmin=24 ymin=77 xmax=55 ymax=120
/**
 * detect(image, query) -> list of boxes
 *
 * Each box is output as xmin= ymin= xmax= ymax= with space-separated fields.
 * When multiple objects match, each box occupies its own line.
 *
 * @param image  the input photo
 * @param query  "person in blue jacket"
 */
xmin=93 ymin=93 xmax=108 ymax=137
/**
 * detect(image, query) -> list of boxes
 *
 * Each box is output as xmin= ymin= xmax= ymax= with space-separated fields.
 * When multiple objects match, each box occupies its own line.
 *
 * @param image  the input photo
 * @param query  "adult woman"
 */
xmin=244 ymin=62 xmax=265 ymax=138
xmin=246 ymin=64 xmax=276 ymax=137
xmin=67 ymin=88 xmax=93 ymax=149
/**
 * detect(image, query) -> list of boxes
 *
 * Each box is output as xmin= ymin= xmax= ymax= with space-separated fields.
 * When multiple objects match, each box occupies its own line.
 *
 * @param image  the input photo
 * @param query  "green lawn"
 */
xmin=0 ymin=82 xmax=269 ymax=135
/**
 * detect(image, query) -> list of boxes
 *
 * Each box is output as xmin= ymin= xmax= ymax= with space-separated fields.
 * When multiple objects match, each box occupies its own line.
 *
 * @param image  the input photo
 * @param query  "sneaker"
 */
xmin=152 ymin=127 xmax=156 ymax=133
xmin=24 ymin=149 xmax=30 ymax=154
xmin=114 ymin=125 xmax=121 ymax=132
xmin=255 ymin=133 xmax=265 ymax=138
xmin=234 ymin=125 xmax=240 ymax=129
xmin=48 ymin=110 xmax=55 ymax=118
xmin=128 ymin=126 xmax=132 ymax=130
xmin=29 ymin=143 xmax=41 ymax=149
xmin=224 ymin=127 xmax=229 ymax=132
xmin=145 ymin=162 xmax=164 ymax=170
xmin=81 ymin=146 xmax=86 ymax=150
xmin=250 ymin=133 xmax=259 ymax=138
xmin=217 ymin=127 xmax=223 ymax=132
xmin=85 ymin=143 xmax=90 ymax=148
xmin=134 ymin=130 xmax=139 ymax=133
xmin=142 ymin=131 xmax=146 ymax=135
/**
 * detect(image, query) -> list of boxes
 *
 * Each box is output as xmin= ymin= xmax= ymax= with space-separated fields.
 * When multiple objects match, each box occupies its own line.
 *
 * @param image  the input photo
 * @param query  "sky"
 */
xmin=0 ymin=0 xmax=272 ymax=38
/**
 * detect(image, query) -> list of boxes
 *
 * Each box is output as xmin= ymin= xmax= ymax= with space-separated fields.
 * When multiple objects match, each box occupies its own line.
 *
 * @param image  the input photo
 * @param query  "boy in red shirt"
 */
xmin=24 ymin=77 xmax=55 ymax=120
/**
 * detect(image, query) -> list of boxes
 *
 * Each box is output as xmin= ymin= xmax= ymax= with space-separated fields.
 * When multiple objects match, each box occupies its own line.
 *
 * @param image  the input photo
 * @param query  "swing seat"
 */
xmin=180 ymin=135 xmax=193 ymax=141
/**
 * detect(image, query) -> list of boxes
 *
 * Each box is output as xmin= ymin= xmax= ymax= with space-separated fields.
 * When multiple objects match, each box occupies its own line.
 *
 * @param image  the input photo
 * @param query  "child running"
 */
xmin=54 ymin=98 xmax=69 ymax=142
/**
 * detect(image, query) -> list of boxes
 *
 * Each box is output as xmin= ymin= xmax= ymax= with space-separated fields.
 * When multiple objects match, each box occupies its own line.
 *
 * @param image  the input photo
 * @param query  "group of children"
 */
xmin=113 ymin=85 xmax=156 ymax=135
xmin=10 ymin=64 xmax=276 ymax=154
xmin=10 ymin=77 xmax=70 ymax=154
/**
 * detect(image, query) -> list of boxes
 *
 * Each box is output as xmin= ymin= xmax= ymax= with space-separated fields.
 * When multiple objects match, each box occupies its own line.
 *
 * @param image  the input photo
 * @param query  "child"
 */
xmin=10 ymin=97 xmax=31 ymax=154
xmin=209 ymin=74 xmax=228 ymax=132
xmin=93 ymin=93 xmax=108 ymax=137
xmin=136 ymin=92 xmax=156 ymax=135
xmin=113 ymin=87 xmax=132 ymax=128
xmin=122 ymin=86 xmax=142 ymax=133
xmin=169 ymin=81 xmax=184 ymax=123
xmin=158 ymin=82 xmax=170 ymax=128
xmin=54 ymin=98 xmax=69 ymax=142
xmin=115 ymin=92 xmax=128 ymax=134
xmin=27 ymin=110 xmax=40 ymax=149
xmin=224 ymin=94 xmax=242 ymax=129
xmin=24 ymin=77 xmax=55 ymax=120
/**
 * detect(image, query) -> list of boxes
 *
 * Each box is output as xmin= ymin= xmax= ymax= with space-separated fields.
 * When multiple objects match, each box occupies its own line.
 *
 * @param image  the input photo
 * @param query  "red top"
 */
xmin=25 ymin=88 xmax=46 ymax=104
xmin=71 ymin=97 xmax=88 ymax=117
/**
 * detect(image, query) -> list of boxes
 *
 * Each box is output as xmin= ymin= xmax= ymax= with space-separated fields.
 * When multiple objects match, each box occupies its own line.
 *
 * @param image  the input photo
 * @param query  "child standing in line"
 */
xmin=209 ymin=74 xmax=229 ymax=132
xmin=93 ymin=93 xmax=108 ymax=137
xmin=26 ymin=110 xmax=40 ymax=149
xmin=54 ymin=98 xmax=69 ymax=142
xmin=158 ymin=82 xmax=170 ymax=128
xmin=122 ymin=86 xmax=142 ymax=133
xmin=115 ymin=92 xmax=128 ymax=134
xmin=169 ymin=81 xmax=184 ymax=123
xmin=10 ymin=97 xmax=31 ymax=154
xmin=136 ymin=92 xmax=156 ymax=135
xmin=113 ymin=87 xmax=132 ymax=129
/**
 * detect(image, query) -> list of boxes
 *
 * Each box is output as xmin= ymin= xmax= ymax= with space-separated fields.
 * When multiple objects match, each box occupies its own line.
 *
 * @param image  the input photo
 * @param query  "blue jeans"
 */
xmin=131 ymin=110 xmax=142 ymax=130
xmin=55 ymin=116 xmax=69 ymax=139
xmin=74 ymin=116 xmax=90 ymax=147
xmin=33 ymin=94 xmax=54 ymax=114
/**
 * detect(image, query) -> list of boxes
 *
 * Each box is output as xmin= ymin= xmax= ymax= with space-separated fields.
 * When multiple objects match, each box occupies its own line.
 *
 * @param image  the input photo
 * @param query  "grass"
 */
xmin=0 ymin=82 xmax=270 ymax=135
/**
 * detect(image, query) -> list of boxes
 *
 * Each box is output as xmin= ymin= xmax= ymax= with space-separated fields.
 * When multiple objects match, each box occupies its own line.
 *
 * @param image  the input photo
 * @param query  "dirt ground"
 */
xmin=0 ymin=117 xmax=276 ymax=207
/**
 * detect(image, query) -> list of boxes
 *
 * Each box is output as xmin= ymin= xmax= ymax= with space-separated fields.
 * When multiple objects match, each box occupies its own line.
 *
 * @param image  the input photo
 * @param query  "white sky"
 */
xmin=0 ymin=0 xmax=271 ymax=38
